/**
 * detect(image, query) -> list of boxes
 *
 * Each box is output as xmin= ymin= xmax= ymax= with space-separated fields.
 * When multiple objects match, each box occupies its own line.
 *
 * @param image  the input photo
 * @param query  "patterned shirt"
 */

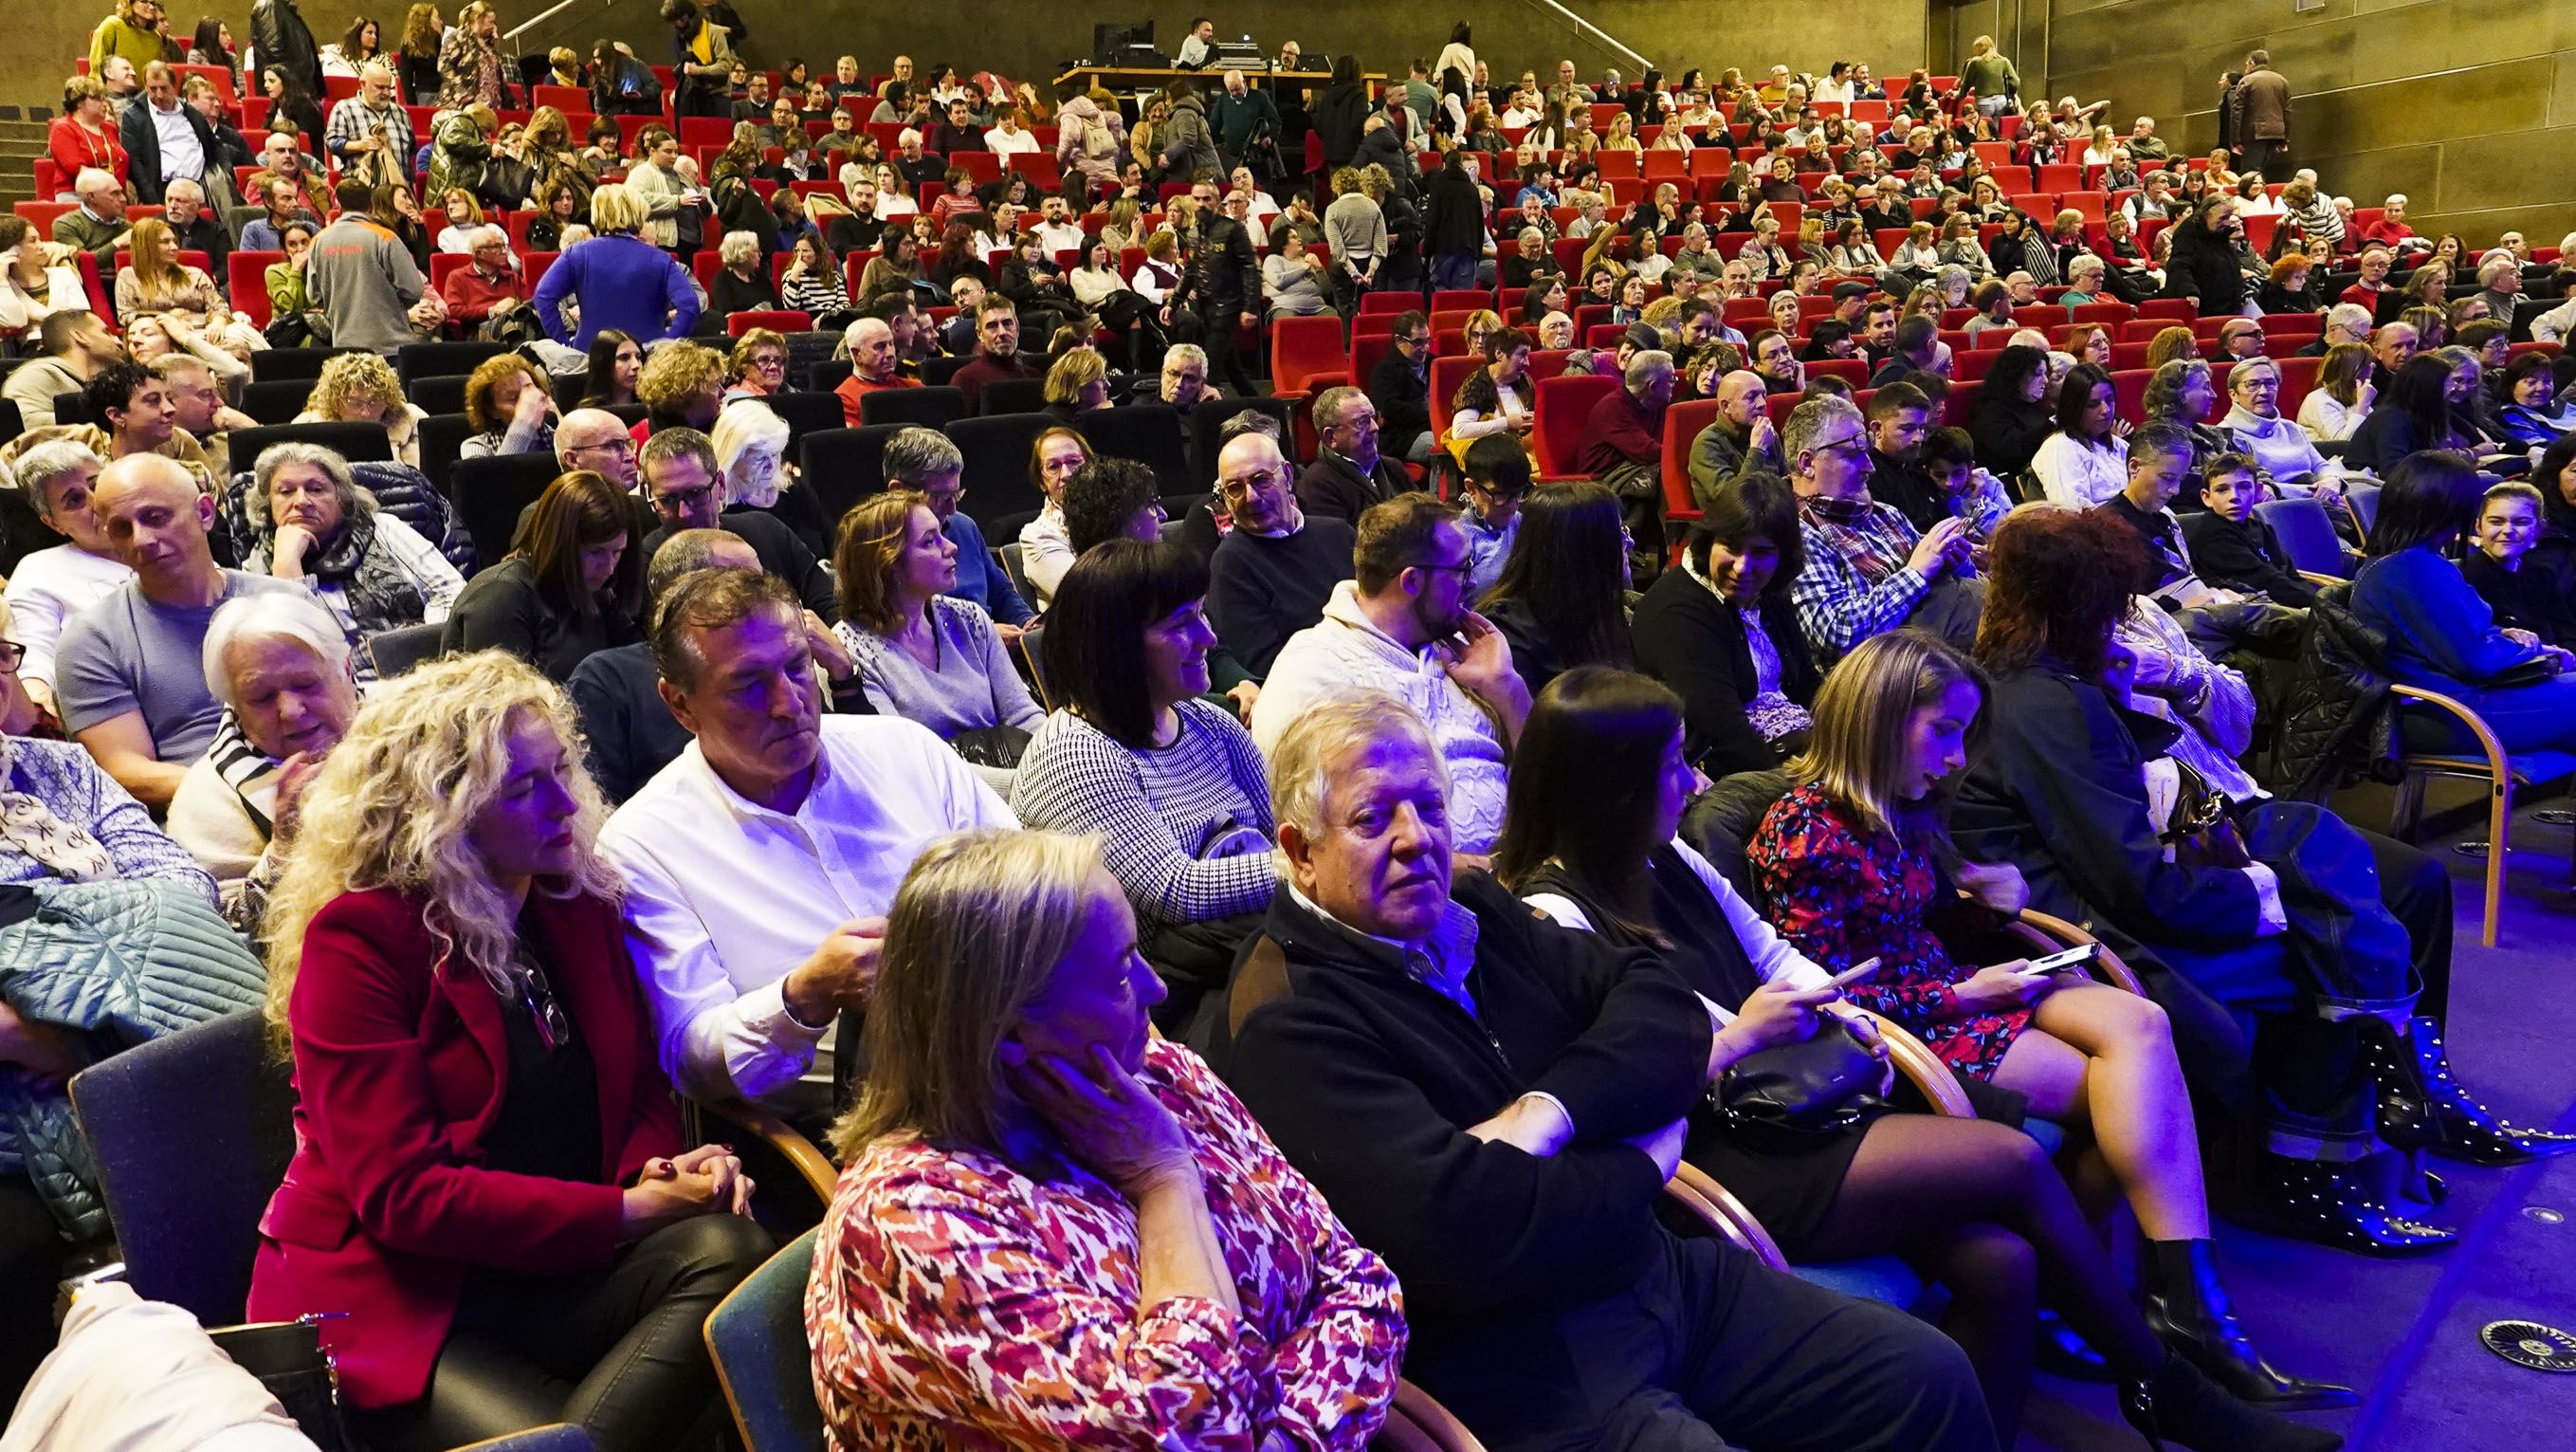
xmin=1011 ymin=702 xmax=1277 ymax=928
xmin=1788 ymin=491 xmax=1932 ymax=660
xmin=808 ymin=1038 xmax=1407 ymax=1450
xmin=324 ymin=97 xmax=414 ymax=178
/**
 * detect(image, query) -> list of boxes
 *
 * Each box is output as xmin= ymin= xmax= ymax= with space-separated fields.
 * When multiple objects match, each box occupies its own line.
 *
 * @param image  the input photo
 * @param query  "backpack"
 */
xmin=1079 ymin=108 xmax=1117 ymax=162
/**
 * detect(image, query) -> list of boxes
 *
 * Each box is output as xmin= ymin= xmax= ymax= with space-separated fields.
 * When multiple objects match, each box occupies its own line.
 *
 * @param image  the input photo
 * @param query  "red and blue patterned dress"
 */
xmin=1748 ymin=781 xmax=2033 ymax=1079
xmin=807 ymin=1037 xmax=1409 ymax=1450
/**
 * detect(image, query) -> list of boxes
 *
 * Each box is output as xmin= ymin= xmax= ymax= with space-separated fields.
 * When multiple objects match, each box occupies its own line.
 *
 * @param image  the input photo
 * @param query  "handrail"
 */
xmin=1512 ymin=0 xmax=1652 ymax=74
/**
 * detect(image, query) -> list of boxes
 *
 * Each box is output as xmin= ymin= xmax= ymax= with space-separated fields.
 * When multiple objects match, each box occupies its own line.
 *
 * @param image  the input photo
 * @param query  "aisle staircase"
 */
xmin=0 ymin=108 xmax=44 ymax=210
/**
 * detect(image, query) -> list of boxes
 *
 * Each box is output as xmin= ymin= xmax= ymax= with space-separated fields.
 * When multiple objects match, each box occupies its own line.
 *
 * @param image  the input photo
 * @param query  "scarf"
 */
xmin=285 ymin=509 xmax=428 ymax=648
xmin=0 ymin=738 xmax=116 ymax=883
xmin=202 ymin=709 xmax=282 ymax=837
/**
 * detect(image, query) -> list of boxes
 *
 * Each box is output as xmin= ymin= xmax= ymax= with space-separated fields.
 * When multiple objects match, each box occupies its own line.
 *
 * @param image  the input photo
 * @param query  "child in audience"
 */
xmin=2461 ymin=481 xmax=2576 ymax=655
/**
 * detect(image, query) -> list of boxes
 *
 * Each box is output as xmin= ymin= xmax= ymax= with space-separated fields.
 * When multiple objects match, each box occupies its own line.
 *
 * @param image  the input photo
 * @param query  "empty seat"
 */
xmin=225 ymin=421 xmax=394 ymax=469
xmin=799 ymin=425 xmax=899 ymax=524
xmin=1080 ymin=403 xmax=1193 ymax=496
xmin=395 ymin=340 xmax=507 ymax=385
xmin=859 ymin=385 xmax=970 ymax=429
xmin=239 ymin=377 xmax=315 ymax=426
xmin=944 ymin=414 xmax=1056 ymax=532
xmin=449 ymin=451 xmax=566 ymax=573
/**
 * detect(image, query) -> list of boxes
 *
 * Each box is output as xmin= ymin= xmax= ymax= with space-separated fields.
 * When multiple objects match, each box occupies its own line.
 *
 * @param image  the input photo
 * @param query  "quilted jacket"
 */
xmin=0 ymin=880 xmax=266 ymax=1240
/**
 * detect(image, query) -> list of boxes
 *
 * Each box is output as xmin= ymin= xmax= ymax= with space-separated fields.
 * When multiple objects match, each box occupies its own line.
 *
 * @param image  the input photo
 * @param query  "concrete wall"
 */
xmin=1941 ymin=0 xmax=2576 ymax=244
xmin=12 ymin=2 xmax=1926 ymax=111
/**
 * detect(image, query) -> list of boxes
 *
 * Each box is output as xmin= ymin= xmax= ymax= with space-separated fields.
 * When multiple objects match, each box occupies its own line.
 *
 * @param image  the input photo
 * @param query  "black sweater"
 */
xmin=2182 ymin=509 xmax=2319 ymax=607
xmin=1207 ymin=873 xmax=1709 ymax=1363
xmin=2461 ymin=550 xmax=2574 ymax=646
xmin=1631 ymin=568 xmax=1818 ymax=778
xmin=1205 ymin=517 xmax=1357 ymax=678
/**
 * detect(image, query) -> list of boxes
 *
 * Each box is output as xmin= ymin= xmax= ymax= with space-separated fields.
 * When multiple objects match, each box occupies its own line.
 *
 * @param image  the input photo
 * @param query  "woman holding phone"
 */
xmin=1500 ymin=665 xmax=2347 ymax=1452
xmin=1745 ymin=634 xmax=2354 ymax=1428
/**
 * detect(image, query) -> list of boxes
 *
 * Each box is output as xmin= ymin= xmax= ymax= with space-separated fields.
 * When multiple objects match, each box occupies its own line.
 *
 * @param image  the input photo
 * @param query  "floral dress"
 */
xmin=807 ymin=1038 xmax=1408 ymax=1450
xmin=1748 ymin=781 xmax=2032 ymax=1078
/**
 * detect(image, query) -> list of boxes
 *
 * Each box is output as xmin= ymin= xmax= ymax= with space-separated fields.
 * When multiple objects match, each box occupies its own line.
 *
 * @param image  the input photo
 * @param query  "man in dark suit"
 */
xmin=1363 ymin=312 xmax=1434 ymax=465
xmin=1296 ymin=384 xmax=1411 ymax=523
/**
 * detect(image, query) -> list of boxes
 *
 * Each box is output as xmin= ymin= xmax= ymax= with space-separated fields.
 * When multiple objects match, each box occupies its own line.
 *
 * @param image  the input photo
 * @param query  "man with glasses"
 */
xmin=1299 ymin=386 xmax=1410 ymax=524
xmin=636 ymin=427 xmax=839 ymax=622
xmin=1782 ymin=394 xmax=1979 ymax=661
xmin=1249 ymin=490 xmax=1531 ymax=855
xmin=441 ymin=225 xmax=526 ymax=332
xmin=881 ymin=426 xmax=1033 ymax=634
xmin=1364 ymin=314 xmax=1437 ymax=467
xmin=2216 ymin=317 xmax=2267 ymax=361
xmin=1206 ymin=428 xmax=1355 ymax=679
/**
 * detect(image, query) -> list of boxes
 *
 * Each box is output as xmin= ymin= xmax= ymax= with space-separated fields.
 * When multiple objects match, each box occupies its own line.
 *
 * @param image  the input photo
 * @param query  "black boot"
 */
xmin=2142 ymin=1241 xmax=2356 ymax=1410
xmin=2120 ymin=1352 xmax=2345 ymax=1452
xmin=2227 ymin=1156 xmax=2456 ymax=1258
xmin=2371 ymin=1017 xmax=2576 ymax=1167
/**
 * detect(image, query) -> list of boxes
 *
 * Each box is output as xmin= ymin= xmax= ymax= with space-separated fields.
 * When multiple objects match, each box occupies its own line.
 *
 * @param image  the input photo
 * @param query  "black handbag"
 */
xmin=1709 ymin=1018 xmax=1890 ymax=1149
xmin=210 ymin=1315 xmax=358 ymax=1452
xmin=947 ymin=724 xmax=1032 ymax=769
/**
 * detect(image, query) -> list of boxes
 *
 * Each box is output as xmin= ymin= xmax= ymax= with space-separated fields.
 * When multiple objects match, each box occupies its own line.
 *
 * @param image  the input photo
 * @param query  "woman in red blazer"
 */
xmin=247 ymin=651 xmax=770 ymax=1452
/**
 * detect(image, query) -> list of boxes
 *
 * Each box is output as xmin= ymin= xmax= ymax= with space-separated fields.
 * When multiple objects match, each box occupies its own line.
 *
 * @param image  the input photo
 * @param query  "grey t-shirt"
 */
xmin=56 ymin=570 xmax=298 ymax=763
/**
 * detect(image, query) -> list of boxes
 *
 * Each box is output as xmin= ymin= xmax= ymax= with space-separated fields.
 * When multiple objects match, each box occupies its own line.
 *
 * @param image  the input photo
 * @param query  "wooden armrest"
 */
xmin=1388 ymin=1380 xmax=1489 ymax=1452
xmin=2297 ymin=569 xmax=2344 ymax=587
xmin=696 ymin=1096 xmax=840 ymax=1203
xmin=1854 ymin=1007 xmax=1979 ymax=1117
xmin=2010 ymin=908 xmax=2148 ymax=995
xmin=1665 ymin=1162 xmax=1792 ymax=1269
xmin=2389 ymin=683 xmax=2509 ymax=778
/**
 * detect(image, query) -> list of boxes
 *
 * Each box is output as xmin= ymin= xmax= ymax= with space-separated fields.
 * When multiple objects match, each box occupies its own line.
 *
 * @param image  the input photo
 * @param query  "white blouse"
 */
xmin=2031 ymin=431 xmax=2130 ymax=508
xmin=1525 ymin=837 xmax=1837 ymax=1024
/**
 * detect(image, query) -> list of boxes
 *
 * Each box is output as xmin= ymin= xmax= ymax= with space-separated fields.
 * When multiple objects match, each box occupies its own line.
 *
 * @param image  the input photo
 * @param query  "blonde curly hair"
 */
xmin=260 ymin=652 xmax=621 ymax=1053
xmin=303 ymin=351 xmax=407 ymax=423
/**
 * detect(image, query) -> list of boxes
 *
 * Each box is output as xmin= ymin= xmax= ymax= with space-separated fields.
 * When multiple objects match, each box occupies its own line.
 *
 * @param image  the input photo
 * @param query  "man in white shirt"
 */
xmin=1028 ymin=196 xmax=1085 ymax=256
xmin=601 ymin=569 xmax=1014 ymax=1116
xmin=0 ymin=439 xmax=134 ymax=710
xmin=1175 ymin=16 xmax=1216 ymax=70
xmin=1250 ymin=491 xmax=1529 ymax=855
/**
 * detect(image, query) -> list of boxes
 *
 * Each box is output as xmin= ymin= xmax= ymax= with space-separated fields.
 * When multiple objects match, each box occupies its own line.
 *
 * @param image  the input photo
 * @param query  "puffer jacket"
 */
xmin=0 ymin=879 xmax=266 ymax=1240
xmin=220 ymin=461 xmax=473 ymax=575
xmin=1160 ymin=92 xmax=1222 ymax=182
xmin=2266 ymin=583 xmax=2403 ymax=801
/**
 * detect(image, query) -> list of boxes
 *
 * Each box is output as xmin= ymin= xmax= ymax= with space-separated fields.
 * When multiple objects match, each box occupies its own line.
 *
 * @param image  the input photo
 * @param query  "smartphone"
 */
xmin=1826 ymin=956 xmax=1883 ymax=990
xmin=2018 ymin=944 xmax=2101 ymax=977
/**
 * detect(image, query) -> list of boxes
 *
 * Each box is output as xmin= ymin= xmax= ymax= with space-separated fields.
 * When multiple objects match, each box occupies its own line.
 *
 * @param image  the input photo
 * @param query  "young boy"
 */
xmin=2180 ymin=453 xmax=2323 ymax=607
xmin=1918 ymin=426 xmax=2012 ymax=539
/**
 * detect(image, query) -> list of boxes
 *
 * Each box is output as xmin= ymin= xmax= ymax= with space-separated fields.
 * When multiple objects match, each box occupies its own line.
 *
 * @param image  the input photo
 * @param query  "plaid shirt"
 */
xmin=1790 ymin=491 xmax=1931 ymax=660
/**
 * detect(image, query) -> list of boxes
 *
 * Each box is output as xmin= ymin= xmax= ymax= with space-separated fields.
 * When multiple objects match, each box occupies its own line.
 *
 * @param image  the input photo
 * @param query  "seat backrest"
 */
xmin=944 ymin=414 xmax=1054 ymax=530
xmin=415 ymin=412 xmax=476 ymax=496
xmin=1532 ymin=373 xmax=1619 ymax=478
xmin=396 ymin=340 xmax=506 ymax=385
xmin=977 ymin=376 xmax=1050 ymax=417
xmin=227 ymin=421 xmax=395 ymax=468
xmin=759 ymin=390 xmax=846 ymax=453
xmin=363 ymin=621 xmax=449 ymax=679
xmin=705 ymin=1228 xmax=824 ymax=1451
xmin=1661 ymin=397 xmax=1721 ymax=524
xmin=2255 ymin=496 xmax=2348 ymax=577
xmin=67 ymin=1012 xmax=296 ymax=1325
xmin=858 ymin=384 xmax=969 ymax=429
xmin=1081 ymin=402 xmax=1193 ymax=496
xmin=250 ymin=347 xmax=368 ymax=384
xmin=239 ymin=377 xmax=315 ymax=426
xmin=797 ymin=425 xmax=897 ymax=524
xmin=1189 ymin=395 xmax=1295 ymax=487
xmin=1270 ymin=314 xmax=1347 ymax=396
xmin=450 ymin=450 xmax=567 ymax=571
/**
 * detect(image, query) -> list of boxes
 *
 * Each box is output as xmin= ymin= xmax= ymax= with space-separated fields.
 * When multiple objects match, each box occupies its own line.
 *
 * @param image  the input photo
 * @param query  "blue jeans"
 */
xmin=1431 ymin=251 xmax=1479 ymax=291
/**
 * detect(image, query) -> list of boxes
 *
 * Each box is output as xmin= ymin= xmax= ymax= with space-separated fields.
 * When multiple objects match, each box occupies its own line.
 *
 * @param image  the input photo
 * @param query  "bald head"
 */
xmin=556 ymin=407 xmax=638 ymax=488
xmin=846 ymin=317 xmax=896 ymax=381
xmin=1215 ymin=430 xmax=1295 ymax=534
xmin=94 ymin=454 xmax=217 ymax=593
xmin=1715 ymin=369 xmax=1769 ymax=428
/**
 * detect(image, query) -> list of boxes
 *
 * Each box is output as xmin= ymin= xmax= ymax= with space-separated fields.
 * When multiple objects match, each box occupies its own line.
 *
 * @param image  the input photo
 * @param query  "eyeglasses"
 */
xmin=0 ymin=641 xmax=23 ymax=672
xmin=651 ymin=483 xmax=718 ymax=514
xmin=569 ymin=436 xmax=637 ymax=458
xmin=1810 ymin=432 xmax=1870 ymax=458
xmin=1418 ymin=558 xmax=1477 ymax=579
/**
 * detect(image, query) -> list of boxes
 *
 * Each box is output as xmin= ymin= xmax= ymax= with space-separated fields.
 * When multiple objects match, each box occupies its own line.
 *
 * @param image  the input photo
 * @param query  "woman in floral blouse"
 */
xmin=1749 ymin=630 xmax=2352 ymax=1422
xmin=810 ymin=828 xmax=1407 ymax=1450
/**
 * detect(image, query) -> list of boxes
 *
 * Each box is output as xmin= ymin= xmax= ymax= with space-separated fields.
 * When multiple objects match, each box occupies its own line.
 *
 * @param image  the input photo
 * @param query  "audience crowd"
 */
xmin=4 ymin=7 xmax=2575 ymax=1452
